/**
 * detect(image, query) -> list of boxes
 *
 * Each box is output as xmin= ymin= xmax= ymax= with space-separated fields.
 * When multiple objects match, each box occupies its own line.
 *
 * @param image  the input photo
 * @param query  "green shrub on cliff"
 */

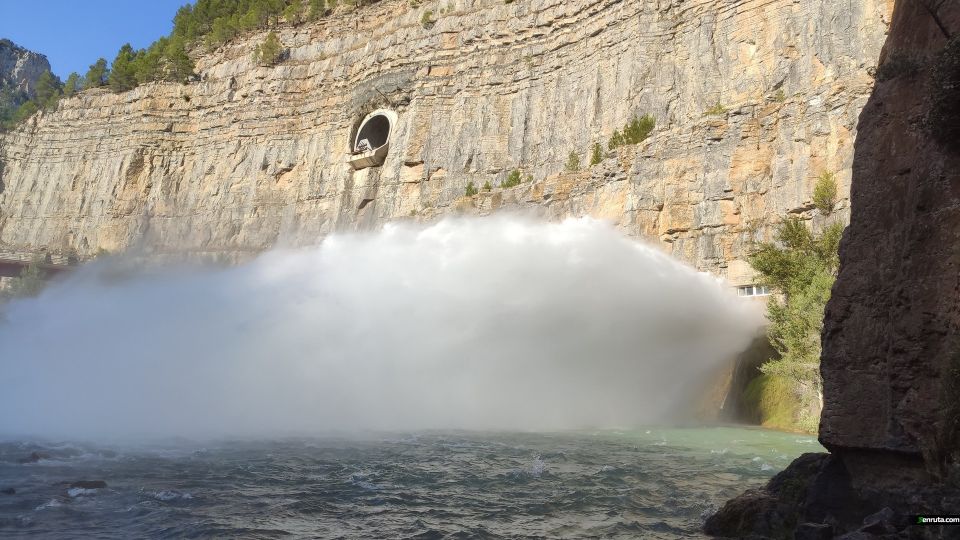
xmin=812 ymin=172 xmax=838 ymax=214
xmin=565 ymin=151 xmax=580 ymax=172
xmin=420 ymin=10 xmax=435 ymax=27
xmin=705 ymin=102 xmax=727 ymax=116
xmin=748 ymin=216 xmax=843 ymax=432
xmin=607 ymin=114 xmax=655 ymax=150
xmin=502 ymin=169 xmax=523 ymax=188
xmin=254 ymin=32 xmax=286 ymax=65
xmin=623 ymin=114 xmax=655 ymax=144
xmin=608 ymin=130 xmax=623 ymax=150
xmin=590 ymin=142 xmax=603 ymax=166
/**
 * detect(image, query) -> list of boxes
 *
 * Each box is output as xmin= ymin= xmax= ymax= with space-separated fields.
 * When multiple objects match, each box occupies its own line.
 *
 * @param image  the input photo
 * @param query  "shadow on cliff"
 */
xmin=705 ymin=2 xmax=960 ymax=538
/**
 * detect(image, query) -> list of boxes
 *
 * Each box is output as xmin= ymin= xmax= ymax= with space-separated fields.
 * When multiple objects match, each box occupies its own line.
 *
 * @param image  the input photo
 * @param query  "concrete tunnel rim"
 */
xmin=353 ymin=109 xmax=398 ymax=153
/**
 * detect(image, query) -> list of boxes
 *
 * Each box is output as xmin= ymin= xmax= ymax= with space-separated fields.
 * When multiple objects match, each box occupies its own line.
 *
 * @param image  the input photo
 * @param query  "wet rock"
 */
xmin=794 ymin=522 xmax=833 ymax=540
xmin=0 ymin=487 xmax=15 ymax=495
xmin=858 ymin=507 xmax=896 ymax=535
xmin=18 ymin=451 xmax=49 ymax=464
xmin=704 ymin=453 xmax=830 ymax=538
xmin=69 ymin=480 xmax=107 ymax=489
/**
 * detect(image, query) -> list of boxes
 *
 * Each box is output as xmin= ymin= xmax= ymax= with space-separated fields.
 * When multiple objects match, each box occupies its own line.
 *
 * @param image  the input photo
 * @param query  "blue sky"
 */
xmin=1 ymin=0 xmax=191 ymax=79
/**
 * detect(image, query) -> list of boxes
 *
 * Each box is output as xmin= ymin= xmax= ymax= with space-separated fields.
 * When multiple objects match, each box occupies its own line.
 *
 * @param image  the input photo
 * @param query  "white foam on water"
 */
xmin=0 ymin=216 xmax=761 ymax=439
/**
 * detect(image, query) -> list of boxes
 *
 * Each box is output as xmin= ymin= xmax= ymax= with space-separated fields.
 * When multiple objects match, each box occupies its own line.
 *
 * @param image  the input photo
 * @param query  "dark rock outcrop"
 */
xmin=708 ymin=1 xmax=960 ymax=538
xmin=819 ymin=0 xmax=960 ymax=497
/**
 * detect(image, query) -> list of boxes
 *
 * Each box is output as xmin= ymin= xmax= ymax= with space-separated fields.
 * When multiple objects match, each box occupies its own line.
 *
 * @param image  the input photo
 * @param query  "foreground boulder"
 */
xmin=706 ymin=453 xmax=958 ymax=539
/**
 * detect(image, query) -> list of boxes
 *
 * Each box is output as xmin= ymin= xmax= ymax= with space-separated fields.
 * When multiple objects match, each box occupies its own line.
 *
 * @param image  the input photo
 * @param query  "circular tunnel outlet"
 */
xmin=353 ymin=110 xmax=396 ymax=152
xmin=355 ymin=115 xmax=390 ymax=151
xmin=349 ymin=110 xmax=398 ymax=170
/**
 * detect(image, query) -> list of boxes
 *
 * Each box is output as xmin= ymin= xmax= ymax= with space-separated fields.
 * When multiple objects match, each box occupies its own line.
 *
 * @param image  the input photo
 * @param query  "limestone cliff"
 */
xmin=0 ymin=0 xmax=891 ymax=283
xmin=0 ymin=39 xmax=50 ymax=99
xmin=707 ymin=1 xmax=960 ymax=537
xmin=0 ymin=39 xmax=51 ymax=131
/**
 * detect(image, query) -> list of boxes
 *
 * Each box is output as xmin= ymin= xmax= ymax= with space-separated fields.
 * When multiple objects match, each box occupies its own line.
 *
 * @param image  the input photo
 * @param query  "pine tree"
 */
xmin=33 ymin=71 xmax=62 ymax=109
xmin=164 ymin=37 xmax=195 ymax=82
xmin=134 ymin=40 xmax=164 ymax=84
xmin=63 ymin=72 xmax=82 ymax=97
xmin=749 ymin=217 xmax=844 ymax=426
xmin=84 ymin=58 xmax=110 ymax=89
xmin=109 ymin=44 xmax=140 ymax=92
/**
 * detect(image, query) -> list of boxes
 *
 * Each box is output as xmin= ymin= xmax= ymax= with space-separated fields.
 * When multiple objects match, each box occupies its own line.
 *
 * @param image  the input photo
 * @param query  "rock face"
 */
xmin=820 ymin=1 xmax=960 ymax=484
xmin=0 ymin=0 xmax=891 ymax=282
xmin=708 ymin=1 xmax=960 ymax=538
xmin=0 ymin=39 xmax=51 ymax=99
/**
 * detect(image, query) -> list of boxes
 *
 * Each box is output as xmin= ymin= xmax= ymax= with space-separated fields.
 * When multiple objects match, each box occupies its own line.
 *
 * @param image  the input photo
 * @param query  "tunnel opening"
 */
xmin=349 ymin=110 xmax=397 ymax=170
xmin=354 ymin=114 xmax=391 ymax=152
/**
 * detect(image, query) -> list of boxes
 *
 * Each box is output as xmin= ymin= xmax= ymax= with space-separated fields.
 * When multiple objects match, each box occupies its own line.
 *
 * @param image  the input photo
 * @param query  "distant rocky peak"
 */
xmin=0 ymin=38 xmax=52 ymax=97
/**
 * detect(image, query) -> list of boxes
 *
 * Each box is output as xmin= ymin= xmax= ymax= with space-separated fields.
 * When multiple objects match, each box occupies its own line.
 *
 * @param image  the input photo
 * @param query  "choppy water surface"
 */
xmin=0 ymin=427 xmax=821 ymax=539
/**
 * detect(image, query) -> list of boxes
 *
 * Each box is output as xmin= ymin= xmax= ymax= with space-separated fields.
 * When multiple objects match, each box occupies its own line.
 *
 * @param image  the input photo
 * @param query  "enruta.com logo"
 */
xmin=913 ymin=515 xmax=960 ymax=525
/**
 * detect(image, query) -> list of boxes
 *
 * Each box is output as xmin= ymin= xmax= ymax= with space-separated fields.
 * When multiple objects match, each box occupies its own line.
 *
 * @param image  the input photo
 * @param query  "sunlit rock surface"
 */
xmin=0 ymin=0 xmax=891 ymax=279
xmin=0 ymin=39 xmax=50 ymax=99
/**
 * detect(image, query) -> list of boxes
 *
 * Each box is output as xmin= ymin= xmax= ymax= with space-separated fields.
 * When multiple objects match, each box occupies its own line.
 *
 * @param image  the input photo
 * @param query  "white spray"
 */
xmin=0 ymin=217 xmax=761 ymax=439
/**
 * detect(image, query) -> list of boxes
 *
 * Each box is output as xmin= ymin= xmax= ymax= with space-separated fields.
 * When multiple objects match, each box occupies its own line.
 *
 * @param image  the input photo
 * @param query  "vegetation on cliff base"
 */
xmin=743 ymin=374 xmax=802 ymax=431
xmin=747 ymin=212 xmax=843 ymax=433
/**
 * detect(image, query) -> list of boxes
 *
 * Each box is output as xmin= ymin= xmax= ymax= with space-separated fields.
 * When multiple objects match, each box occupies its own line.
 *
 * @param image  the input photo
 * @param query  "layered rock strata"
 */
xmin=0 ymin=0 xmax=891 ymax=283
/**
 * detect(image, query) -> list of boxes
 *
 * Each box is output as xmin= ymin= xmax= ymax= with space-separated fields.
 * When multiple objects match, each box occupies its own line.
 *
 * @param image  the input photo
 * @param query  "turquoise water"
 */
xmin=0 ymin=427 xmax=822 ymax=538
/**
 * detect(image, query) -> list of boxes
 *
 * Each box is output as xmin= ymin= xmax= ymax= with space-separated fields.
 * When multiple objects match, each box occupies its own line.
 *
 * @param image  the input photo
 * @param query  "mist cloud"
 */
xmin=0 ymin=216 xmax=762 ymax=439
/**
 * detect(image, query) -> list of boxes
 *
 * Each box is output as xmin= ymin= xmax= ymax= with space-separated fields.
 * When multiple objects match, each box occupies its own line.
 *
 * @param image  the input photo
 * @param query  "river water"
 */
xmin=0 ymin=427 xmax=821 ymax=538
